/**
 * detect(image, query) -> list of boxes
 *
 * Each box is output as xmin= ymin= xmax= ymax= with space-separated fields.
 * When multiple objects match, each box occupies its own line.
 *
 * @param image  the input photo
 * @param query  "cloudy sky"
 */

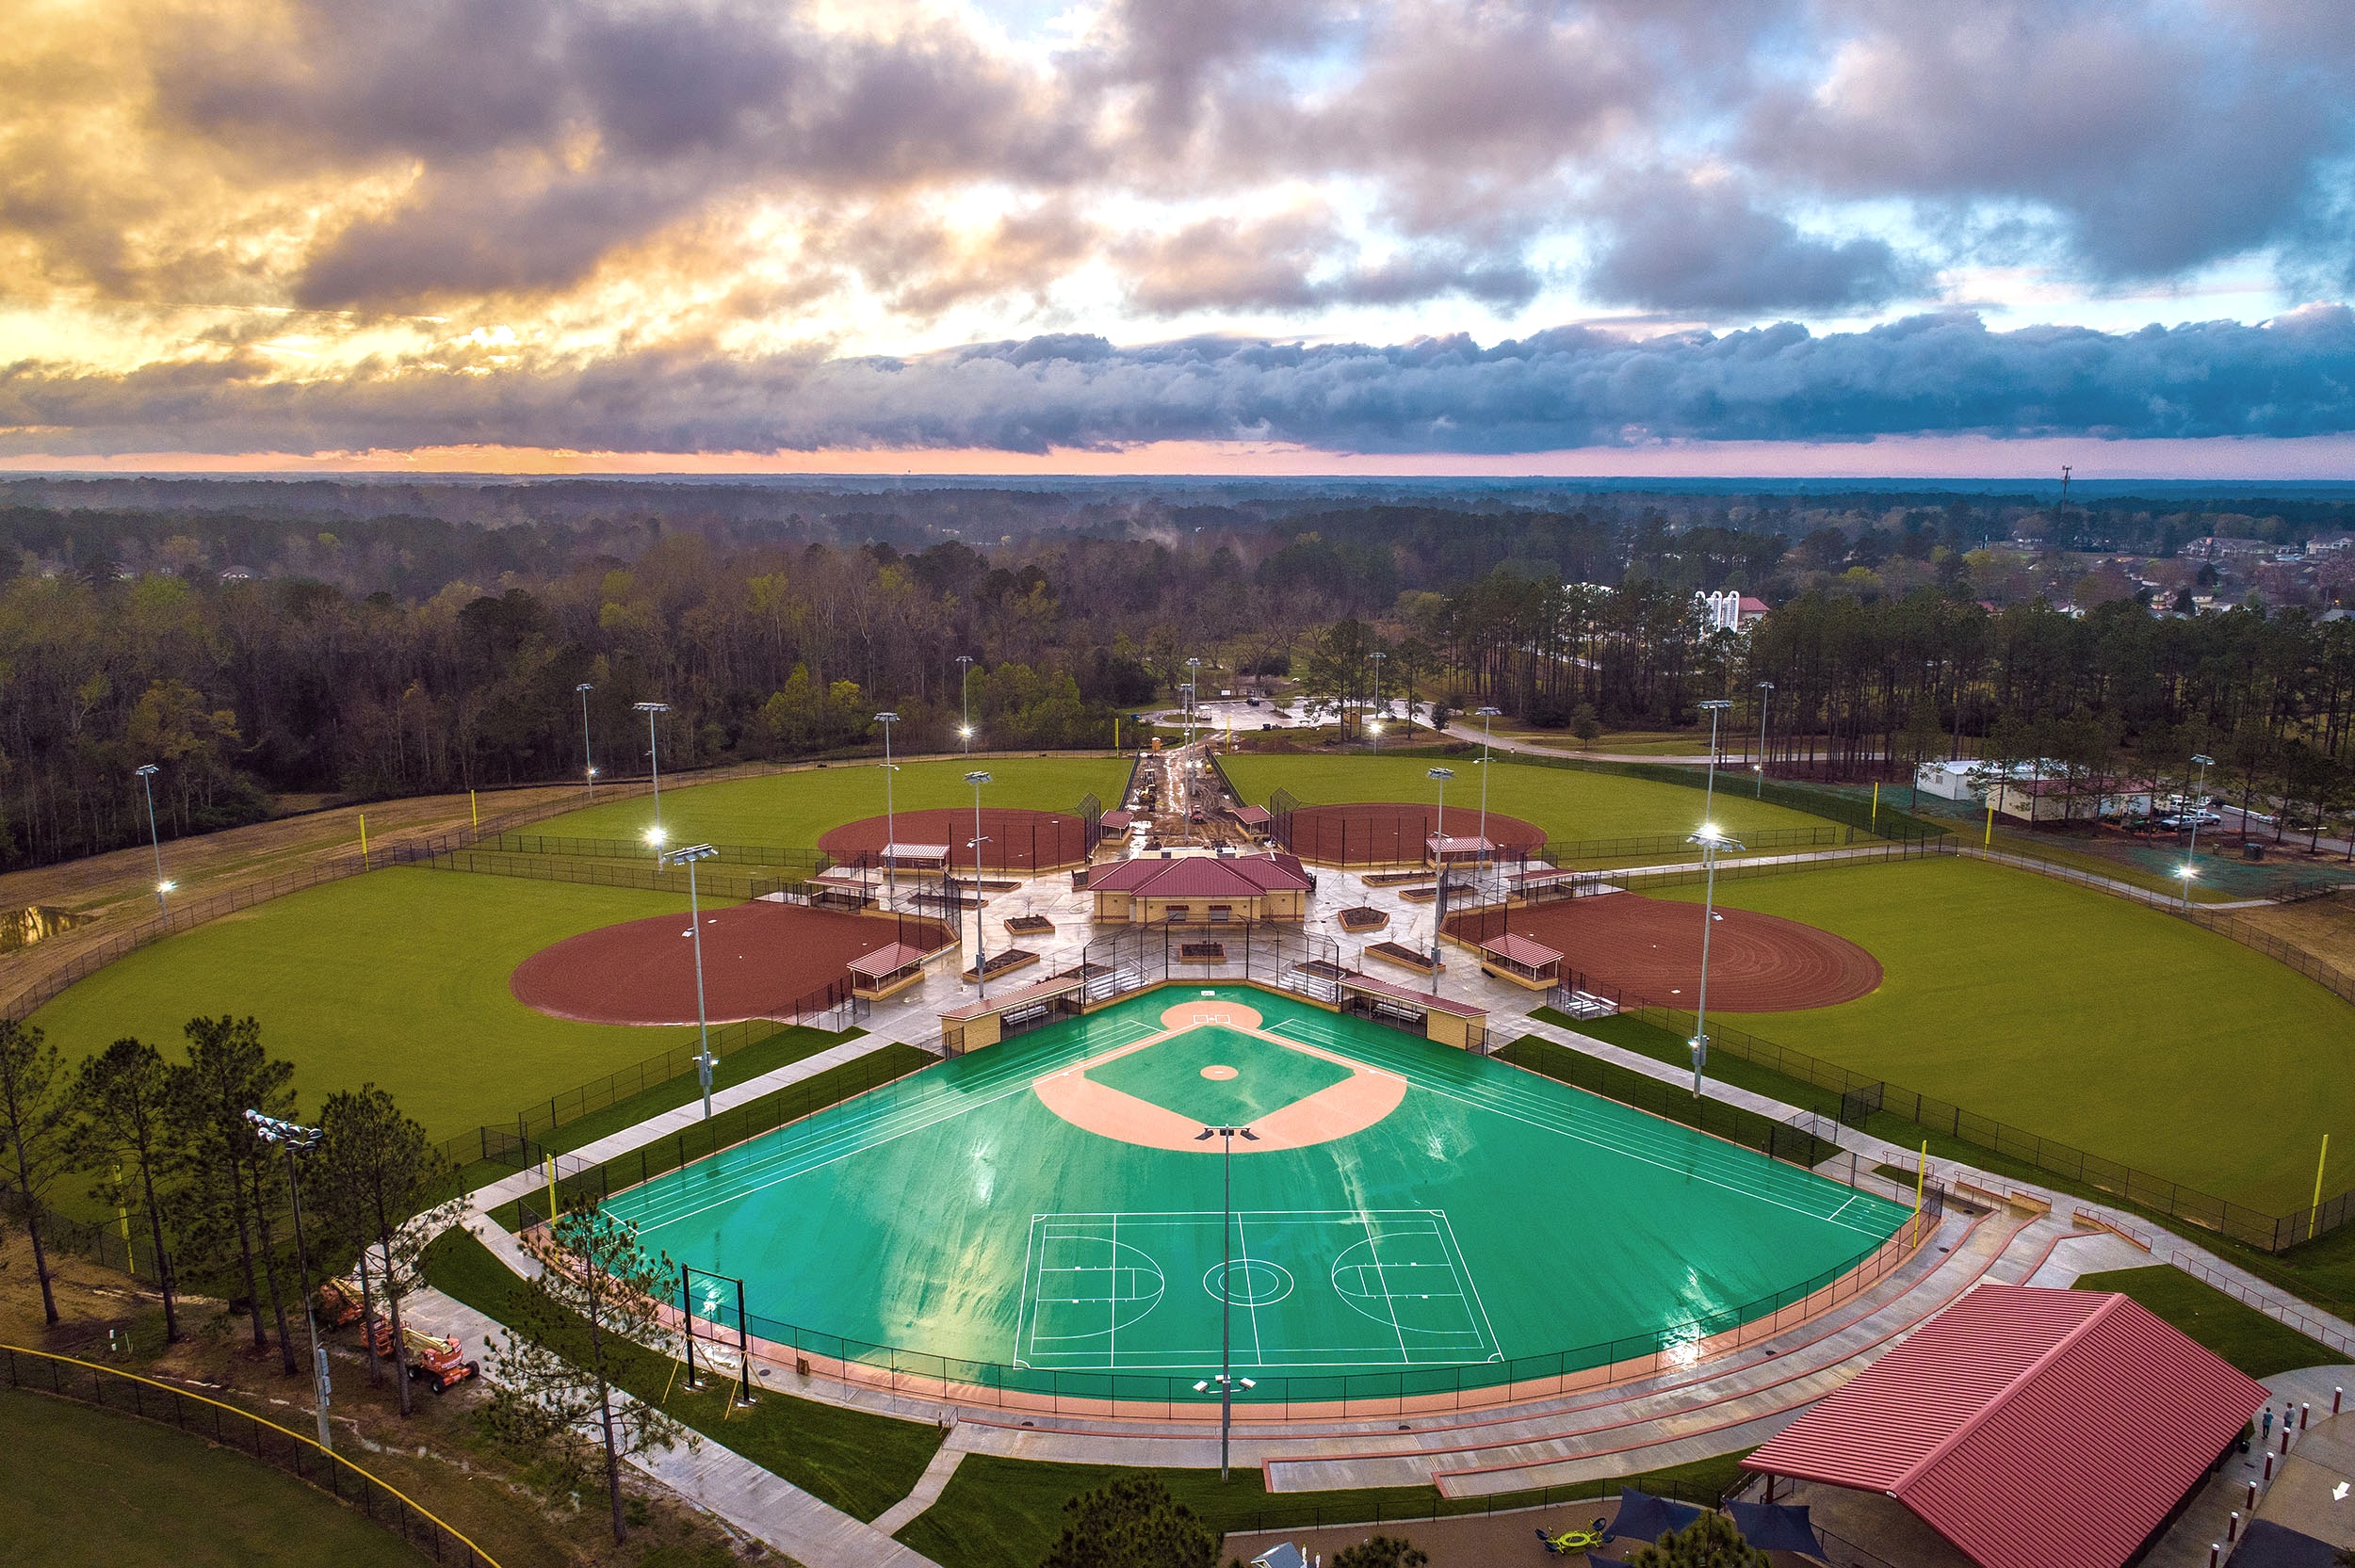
xmin=4 ymin=0 xmax=2353 ymax=475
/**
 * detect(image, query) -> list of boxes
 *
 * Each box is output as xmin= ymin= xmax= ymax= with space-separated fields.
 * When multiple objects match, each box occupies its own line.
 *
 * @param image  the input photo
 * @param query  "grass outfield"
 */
xmin=30 ymin=866 xmax=711 ymax=1140
xmin=1218 ymin=753 xmax=1825 ymax=845
xmin=2075 ymin=1265 xmax=2349 ymax=1378
xmin=0 ymin=1387 xmax=423 ymax=1568
xmin=1656 ymin=857 xmax=2355 ymax=1212
xmin=527 ymin=755 xmax=1132 ymax=848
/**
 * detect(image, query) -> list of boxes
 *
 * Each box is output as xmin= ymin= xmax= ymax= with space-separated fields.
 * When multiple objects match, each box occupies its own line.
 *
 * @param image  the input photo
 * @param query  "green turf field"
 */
xmin=0 ymin=1387 xmax=426 ymax=1568
xmin=527 ymin=755 xmax=1132 ymax=849
xmin=1655 ymin=857 xmax=2355 ymax=1212
xmin=29 ymin=866 xmax=713 ymax=1140
xmin=1217 ymin=754 xmax=1826 ymax=847
xmin=605 ymin=983 xmax=1908 ymax=1399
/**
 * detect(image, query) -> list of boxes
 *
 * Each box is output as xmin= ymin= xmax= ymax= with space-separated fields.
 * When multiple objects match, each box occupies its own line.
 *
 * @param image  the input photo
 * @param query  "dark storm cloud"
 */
xmin=1584 ymin=176 xmax=1928 ymax=313
xmin=9 ymin=309 xmax=2350 ymax=457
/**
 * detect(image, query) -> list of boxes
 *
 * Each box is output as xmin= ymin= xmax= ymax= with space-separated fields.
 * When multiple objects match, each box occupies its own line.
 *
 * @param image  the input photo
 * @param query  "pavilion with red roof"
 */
xmin=1744 ymin=1284 xmax=2266 ymax=1568
xmin=1086 ymin=850 xmax=1313 ymax=926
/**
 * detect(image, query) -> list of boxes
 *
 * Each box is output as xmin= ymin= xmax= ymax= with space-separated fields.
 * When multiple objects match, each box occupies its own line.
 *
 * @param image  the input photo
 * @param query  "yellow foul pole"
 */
xmin=470 ymin=789 xmax=479 ymax=829
xmin=359 ymin=814 xmax=369 ymax=869
xmin=1871 ymin=782 xmax=1879 ymax=832
xmin=1914 ymin=1140 xmax=1927 ymax=1214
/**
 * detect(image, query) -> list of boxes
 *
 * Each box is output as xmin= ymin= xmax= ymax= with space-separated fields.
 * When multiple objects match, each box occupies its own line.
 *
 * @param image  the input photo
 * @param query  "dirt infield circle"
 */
xmin=1031 ymin=1000 xmax=1407 ymax=1152
xmin=818 ymin=807 xmax=1092 ymax=872
xmin=511 ymin=901 xmax=947 ymax=1026
xmin=1462 ymin=892 xmax=1880 ymax=1011
xmin=1280 ymin=800 xmax=1545 ymax=865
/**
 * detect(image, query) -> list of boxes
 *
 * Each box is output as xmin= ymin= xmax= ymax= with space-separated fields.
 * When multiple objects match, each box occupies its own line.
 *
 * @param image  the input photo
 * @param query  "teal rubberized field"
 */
xmin=607 ymin=984 xmax=1909 ymax=1400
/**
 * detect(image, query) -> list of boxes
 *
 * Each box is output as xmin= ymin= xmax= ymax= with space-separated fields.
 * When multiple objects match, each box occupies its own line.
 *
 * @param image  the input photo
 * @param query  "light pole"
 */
xmin=966 ymin=771 xmax=993 ymax=997
xmin=956 ymin=656 xmax=975 ymax=755
xmin=634 ymin=701 xmax=670 ymax=862
xmin=134 ymin=764 xmax=171 ymax=913
xmin=1427 ymin=768 xmax=1454 ymax=977
xmin=577 ymin=683 xmax=597 ymax=796
xmin=1193 ymin=1122 xmax=1259 ymax=1480
xmin=1186 ymin=658 xmax=1203 ymax=752
xmin=876 ymin=711 xmax=901 ymax=911
xmin=2186 ymin=752 xmax=2216 ymax=870
xmin=2179 ymin=860 xmax=2199 ymax=912
xmin=1475 ymin=706 xmax=1502 ymax=882
xmin=1697 ymin=699 xmax=1731 ymax=824
xmin=1754 ymin=682 xmax=1774 ymax=799
xmin=245 ymin=1110 xmax=331 ymax=1451
xmin=1178 ymin=684 xmax=1196 ymax=841
xmin=669 ymin=845 xmax=722 ymax=1116
xmin=1685 ymin=826 xmax=1745 ymax=1096
xmin=1369 ymin=651 xmax=1387 ymax=752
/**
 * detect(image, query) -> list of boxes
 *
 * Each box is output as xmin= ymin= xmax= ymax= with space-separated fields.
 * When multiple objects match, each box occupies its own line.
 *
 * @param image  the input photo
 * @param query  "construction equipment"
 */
xmin=317 ymin=1278 xmax=365 ymax=1329
xmin=365 ymin=1316 xmax=480 ymax=1393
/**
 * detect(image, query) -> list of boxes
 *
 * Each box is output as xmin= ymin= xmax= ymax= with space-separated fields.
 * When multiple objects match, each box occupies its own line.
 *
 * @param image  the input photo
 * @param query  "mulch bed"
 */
xmin=961 ymin=948 xmax=1040 ymax=982
xmin=510 ymin=902 xmax=951 ymax=1026
xmin=1336 ymin=906 xmax=1389 ymax=932
xmin=1364 ymin=939 xmax=1438 ymax=975
xmin=1443 ymin=893 xmax=1881 ymax=1011
xmin=1004 ymin=914 xmax=1055 ymax=935
xmin=1178 ymin=941 xmax=1228 ymax=962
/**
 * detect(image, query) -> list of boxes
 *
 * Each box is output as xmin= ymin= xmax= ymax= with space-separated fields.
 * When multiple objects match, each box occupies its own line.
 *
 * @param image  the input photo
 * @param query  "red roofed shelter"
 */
xmin=1087 ymin=851 xmax=1313 ymax=925
xmin=1745 ymin=1284 xmax=2266 ymax=1568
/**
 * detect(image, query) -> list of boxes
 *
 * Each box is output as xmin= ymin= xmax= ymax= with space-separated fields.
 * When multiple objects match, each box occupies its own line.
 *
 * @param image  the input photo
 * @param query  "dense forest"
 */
xmin=4 ymin=478 xmax=2353 ymax=867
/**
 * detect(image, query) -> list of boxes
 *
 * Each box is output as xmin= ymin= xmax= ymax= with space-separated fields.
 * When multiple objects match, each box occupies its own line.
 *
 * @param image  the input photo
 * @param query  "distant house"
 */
xmin=219 ymin=565 xmax=254 ymax=581
xmin=2308 ymin=531 xmax=2355 ymax=553
xmin=1695 ymin=590 xmax=1769 ymax=633
xmin=2187 ymin=536 xmax=2270 ymax=561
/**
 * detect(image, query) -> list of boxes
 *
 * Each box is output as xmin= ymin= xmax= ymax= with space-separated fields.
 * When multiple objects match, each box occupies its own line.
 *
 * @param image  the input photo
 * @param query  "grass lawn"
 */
xmin=1654 ymin=857 xmax=2355 ymax=1212
xmin=1219 ymin=754 xmax=1826 ymax=846
xmin=2075 ymin=1266 xmax=2351 ymax=1378
xmin=895 ymin=1449 xmax=1754 ymax=1568
xmin=534 ymin=1023 xmax=859 ymax=1157
xmin=422 ymin=1225 xmax=941 ymax=1522
xmin=0 ymin=1386 xmax=426 ymax=1568
xmin=526 ymin=755 xmax=1133 ymax=849
xmin=29 ymin=866 xmax=712 ymax=1141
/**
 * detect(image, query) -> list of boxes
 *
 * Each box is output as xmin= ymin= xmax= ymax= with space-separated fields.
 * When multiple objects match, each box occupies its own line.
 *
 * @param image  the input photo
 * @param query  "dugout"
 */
xmin=1337 ymin=973 xmax=1488 ymax=1051
xmin=848 ymin=942 xmax=934 ymax=1001
xmin=938 ymin=974 xmax=1086 ymax=1054
xmin=1478 ymin=933 xmax=1563 ymax=991
xmin=1425 ymin=832 xmax=1494 ymax=867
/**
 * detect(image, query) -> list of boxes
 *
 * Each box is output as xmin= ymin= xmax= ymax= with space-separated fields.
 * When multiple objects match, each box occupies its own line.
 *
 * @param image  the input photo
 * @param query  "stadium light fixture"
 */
xmin=576 ymin=682 xmax=596 ymax=796
xmin=1369 ymin=651 xmax=1387 ymax=752
xmin=246 ymin=1109 xmax=332 ymax=1451
xmin=1754 ymin=682 xmax=1775 ymax=799
xmin=135 ymin=764 xmax=168 ymax=913
xmin=1697 ymin=699 xmax=1733 ymax=823
xmin=668 ymin=844 xmax=723 ymax=1116
xmin=1194 ymin=1122 xmax=1259 ymax=1478
xmin=966 ymin=771 xmax=993 ymax=997
xmin=634 ymin=702 xmax=671 ymax=862
xmin=1428 ymin=768 xmax=1457 ymax=978
xmin=955 ymin=655 xmax=976 ymax=755
xmin=877 ymin=712 xmax=901 ymax=910
xmin=1684 ymin=827 xmax=1746 ymax=1096
xmin=2186 ymin=752 xmax=2216 ymax=868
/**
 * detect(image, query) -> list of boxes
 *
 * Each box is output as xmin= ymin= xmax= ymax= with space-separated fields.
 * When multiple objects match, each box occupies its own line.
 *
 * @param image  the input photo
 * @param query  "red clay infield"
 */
xmin=818 ymin=808 xmax=1092 ymax=872
xmin=1449 ymin=893 xmax=1880 ymax=1010
xmin=511 ymin=902 xmax=951 ymax=1026
xmin=1279 ymin=801 xmax=1546 ymax=865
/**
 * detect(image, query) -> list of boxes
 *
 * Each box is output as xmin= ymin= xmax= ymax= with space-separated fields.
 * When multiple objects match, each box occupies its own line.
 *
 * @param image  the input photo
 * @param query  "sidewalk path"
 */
xmin=404 ymin=1279 xmax=943 ymax=1568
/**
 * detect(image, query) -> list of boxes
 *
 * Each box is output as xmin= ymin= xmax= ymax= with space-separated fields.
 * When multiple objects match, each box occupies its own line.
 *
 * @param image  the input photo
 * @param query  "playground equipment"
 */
xmin=1536 ymin=1520 xmax=1613 ymax=1554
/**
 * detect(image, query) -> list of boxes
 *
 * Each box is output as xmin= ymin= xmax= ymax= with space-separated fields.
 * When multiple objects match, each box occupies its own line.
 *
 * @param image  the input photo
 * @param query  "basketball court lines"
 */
xmin=1015 ymin=1208 xmax=1501 ymax=1372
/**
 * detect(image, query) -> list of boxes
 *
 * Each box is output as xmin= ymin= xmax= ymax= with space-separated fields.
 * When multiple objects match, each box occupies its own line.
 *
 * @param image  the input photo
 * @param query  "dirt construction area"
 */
xmin=1279 ymin=800 xmax=1547 ymax=865
xmin=510 ymin=901 xmax=952 ymax=1025
xmin=818 ymin=807 xmax=1094 ymax=872
xmin=1450 ymin=891 xmax=1882 ymax=1010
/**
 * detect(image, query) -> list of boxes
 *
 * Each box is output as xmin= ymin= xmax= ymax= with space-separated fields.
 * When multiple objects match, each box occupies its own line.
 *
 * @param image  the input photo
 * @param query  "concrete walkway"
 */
xmin=869 ymin=1437 xmax=974 ymax=1536
xmin=403 ymin=1278 xmax=942 ymax=1568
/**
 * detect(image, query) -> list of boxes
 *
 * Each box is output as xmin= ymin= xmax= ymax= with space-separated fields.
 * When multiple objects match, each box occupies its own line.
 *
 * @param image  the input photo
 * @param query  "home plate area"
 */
xmin=1015 ymin=1209 xmax=1502 ymax=1372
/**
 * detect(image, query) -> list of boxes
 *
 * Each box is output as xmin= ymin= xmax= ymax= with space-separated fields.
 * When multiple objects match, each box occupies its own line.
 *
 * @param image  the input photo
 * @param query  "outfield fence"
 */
xmin=487 ymin=833 xmax=830 ymax=873
xmin=1626 ymin=1000 xmax=2355 ymax=1254
xmin=0 ymin=1344 xmax=502 ymax=1567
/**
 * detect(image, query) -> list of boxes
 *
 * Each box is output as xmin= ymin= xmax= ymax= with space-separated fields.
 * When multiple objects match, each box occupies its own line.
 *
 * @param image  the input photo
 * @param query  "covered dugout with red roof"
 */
xmin=1745 ymin=1283 xmax=2266 ymax=1568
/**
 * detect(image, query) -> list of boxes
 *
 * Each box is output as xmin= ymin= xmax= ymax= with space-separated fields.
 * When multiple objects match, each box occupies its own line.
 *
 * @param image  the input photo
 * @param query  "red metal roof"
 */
xmin=937 ymin=972 xmax=1084 ymax=1021
xmin=1480 ymin=933 xmax=1562 ymax=968
xmin=846 ymin=942 xmax=931 ymax=978
xmin=1746 ymin=1284 xmax=2266 ymax=1568
xmin=1099 ymin=811 xmax=1135 ymax=831
xmin=1231 ymin=804 xmax=1273 ymax=825
xmin=1338 ymin=972 xmax=1488 ymax=1019
xmin=1089 ymin=852 xmax=1312 ymax=898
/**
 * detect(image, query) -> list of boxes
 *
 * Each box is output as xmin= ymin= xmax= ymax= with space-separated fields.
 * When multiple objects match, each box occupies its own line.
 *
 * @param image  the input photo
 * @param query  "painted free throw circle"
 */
xmin=1204 ymin=1258 xmax=1294 ymax=1307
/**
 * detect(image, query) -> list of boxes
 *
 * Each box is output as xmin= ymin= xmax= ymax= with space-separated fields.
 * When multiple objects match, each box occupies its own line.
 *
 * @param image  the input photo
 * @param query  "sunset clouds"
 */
xmin=3 ymin=0 xmax=2351 ymax=462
